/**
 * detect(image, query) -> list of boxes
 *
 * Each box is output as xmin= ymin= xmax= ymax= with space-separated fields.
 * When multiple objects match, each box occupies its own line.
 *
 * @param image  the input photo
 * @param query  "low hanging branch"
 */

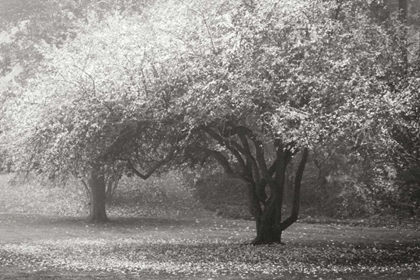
xmin=203 ymin=127 xmax=246 ymax=165
xmin=202 ymin=126 xmax=259 ymax=181
xmin=195 ymin=146 xmax=236 ymax=175
xmin=126 ymin=148 xmax=177 ymax=180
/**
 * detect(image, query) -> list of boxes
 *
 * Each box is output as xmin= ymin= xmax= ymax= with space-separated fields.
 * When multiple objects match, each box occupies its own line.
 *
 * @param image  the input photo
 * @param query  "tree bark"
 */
xmin=251 ymin=148 xmax=309 ymax=245
xmin=199 ymin=124 xmax=309 ymax=245
xmin=398 ymin=0 xmax=408 ymax=75
xmin=279 ymin=148 xmax=309 ymax=231
xmin=88 ymin=165 xmax=109 ymax=223
xmin=251 ymin=158 xmax=287 ymax=245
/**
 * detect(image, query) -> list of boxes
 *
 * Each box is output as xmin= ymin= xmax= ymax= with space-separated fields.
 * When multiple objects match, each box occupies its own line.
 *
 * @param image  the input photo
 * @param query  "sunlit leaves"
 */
xmin=1 ymin=0 xmax=404 ymax=188
xmin=0 ymin=237 xmax=419 ymax=277
xmin=2 ymin=11 xmax=180 ymax=177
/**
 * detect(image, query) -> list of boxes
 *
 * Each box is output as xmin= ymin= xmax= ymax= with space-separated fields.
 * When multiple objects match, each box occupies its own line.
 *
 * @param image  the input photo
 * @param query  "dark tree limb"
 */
xmin=194 ymin=146 xmax=235 ymax=174
xmin=280 ymin=147 xmax=309 ymax=231
xmin=126 ymin=148 xmax=177 ymax=180
xmin=202 ymin=126 xmax=249 ymax=177
xmin=251 ymin=138 xmax=269 ymax=178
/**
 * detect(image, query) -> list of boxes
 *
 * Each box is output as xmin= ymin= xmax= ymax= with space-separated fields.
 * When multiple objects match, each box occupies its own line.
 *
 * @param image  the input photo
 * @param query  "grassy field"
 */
xmin=0 ymin=174 xmax=419 ymax=279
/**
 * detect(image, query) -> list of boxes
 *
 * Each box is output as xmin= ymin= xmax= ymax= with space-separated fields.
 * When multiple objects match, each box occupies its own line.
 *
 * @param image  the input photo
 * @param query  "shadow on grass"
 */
xmin=0 ymin=212 xmax=197 ymax=228
xmin=104 ymin=216 xmax=197 ymax=227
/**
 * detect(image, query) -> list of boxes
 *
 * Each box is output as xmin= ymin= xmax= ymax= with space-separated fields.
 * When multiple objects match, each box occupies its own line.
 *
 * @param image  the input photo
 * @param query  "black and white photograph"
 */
xmin=0 ymin=0 xmax=419 ymax=279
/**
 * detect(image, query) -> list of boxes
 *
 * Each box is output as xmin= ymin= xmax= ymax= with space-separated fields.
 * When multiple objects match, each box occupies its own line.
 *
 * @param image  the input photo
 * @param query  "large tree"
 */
xmin=188 ymin=1 xmax=393 ymax=244
xmin=134 ymin=0 xmax=394 ymax=244
xmin=2 ymin=0 xmax=396 ymax=241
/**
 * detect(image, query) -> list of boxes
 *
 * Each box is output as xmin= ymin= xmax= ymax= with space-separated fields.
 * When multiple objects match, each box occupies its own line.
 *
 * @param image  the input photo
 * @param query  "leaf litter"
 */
xmin=0 ymin=236 xmax=419 ymax=278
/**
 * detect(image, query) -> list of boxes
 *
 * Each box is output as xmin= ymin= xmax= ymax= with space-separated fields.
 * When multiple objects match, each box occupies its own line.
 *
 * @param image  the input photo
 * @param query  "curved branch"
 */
xmin=202 ymin=126 xmax=248 ymax=175
xmin=232 ymin=136 xmax=260 ymax=183
xmin=251 ymin=138 xmax=269 ymax=178
xmin=280 ymin=147 xmax=309 ymax=231
xmin=126 ymin=148 xmax=176 ymax=180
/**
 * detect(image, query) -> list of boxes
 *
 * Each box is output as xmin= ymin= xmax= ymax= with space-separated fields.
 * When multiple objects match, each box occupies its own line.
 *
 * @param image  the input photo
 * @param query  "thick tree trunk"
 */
xmin=251 ymin=148 xmax=309 ymax=245
xmin=251 ymin=149 xmax=288 ymax=245
xmin=251 ymin=177 xmax=285 ymax=245
xmin=199 ymin=124 xmax=309 ymax=245
xmin=88 ymin=165 xmax=109 ymax=223
xmin=252 ymin=198 xmax=283 ymax=245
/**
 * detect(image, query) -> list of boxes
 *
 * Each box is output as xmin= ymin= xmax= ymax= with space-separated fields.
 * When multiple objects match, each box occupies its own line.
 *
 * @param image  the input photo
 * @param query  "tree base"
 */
xmin=87 ymin=214 xmax=110 ymax=224
xmin=250 ymin=236 xmax=286 ymax=246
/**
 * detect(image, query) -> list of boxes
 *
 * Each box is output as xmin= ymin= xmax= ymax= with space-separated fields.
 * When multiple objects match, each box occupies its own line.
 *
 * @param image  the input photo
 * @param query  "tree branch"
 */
xmin=200 ymin=11 xmax=218 ymax=55
xmin=251 ymin=138 xmax=269 ymax=178
xmin=280 ymin=147 xmax=309 ymax=231
xmin=234 ymin=134 xmax=260 ymax=183
xmin=202 ymin=126 xmax=248 ymax=175
xmin=126 ymin=148 xmax=176 ymax=180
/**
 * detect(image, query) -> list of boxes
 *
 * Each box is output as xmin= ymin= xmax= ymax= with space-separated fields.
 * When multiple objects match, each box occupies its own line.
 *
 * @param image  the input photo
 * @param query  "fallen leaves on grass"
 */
xmin=0 ymin=238 xmax=419 ymax=278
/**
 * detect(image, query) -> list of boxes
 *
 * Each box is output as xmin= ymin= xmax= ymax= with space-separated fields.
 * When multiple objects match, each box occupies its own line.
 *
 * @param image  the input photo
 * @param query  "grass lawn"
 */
xmin=1 ymin=211 xmax=420 ymax=280
xmin=0 ymin=174 xmax=419 ymax=279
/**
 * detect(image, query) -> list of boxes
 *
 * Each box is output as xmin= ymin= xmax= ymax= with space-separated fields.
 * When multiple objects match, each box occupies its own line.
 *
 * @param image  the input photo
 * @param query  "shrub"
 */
xmin=108 ymin=171 xmax=197 ymax=217
xmin=191 ymin=172 xmax=251 ymax=220
xmin=0 ymin=173 xmax=87 ymax=216
xmin=0 ymin=171 xmax=197 ymax=218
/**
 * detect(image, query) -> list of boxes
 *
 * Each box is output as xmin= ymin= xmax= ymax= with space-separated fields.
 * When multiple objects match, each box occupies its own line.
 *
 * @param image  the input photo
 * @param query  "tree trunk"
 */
xmin=251 ymin=168 xmax=286 ymax=245
xmin=88 ymin=165 xmax=109 ymax=223
xmin=252 ymin=195 xmax=283 ymax=245
xmin=251 ymin=148 xmax=309 ymax=245
xmin=199 ymin=125 xmax=309 ymax=245
xmin=285 ymin=159 xmax=295 ymax=206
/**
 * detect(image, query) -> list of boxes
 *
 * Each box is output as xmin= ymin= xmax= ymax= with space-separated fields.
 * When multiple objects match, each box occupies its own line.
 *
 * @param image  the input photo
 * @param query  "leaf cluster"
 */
xmin=1 ymin=0 xmax=403 ymax=182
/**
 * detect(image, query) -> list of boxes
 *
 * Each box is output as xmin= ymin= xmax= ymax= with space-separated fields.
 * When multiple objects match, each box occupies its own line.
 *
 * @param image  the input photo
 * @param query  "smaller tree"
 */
xmin=0 ymin=13 xmax=183 ymax=222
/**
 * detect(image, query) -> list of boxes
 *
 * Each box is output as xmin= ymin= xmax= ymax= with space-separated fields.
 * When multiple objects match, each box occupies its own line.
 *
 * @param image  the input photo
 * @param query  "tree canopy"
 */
xmin=0 ymin=0 xmax=151 ymax=86
xmin=1 ymin=0 xmax=418 ymax=242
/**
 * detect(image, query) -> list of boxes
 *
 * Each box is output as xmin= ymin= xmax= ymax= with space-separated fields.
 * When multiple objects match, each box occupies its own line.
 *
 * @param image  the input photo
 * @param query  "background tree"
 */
xmin=1 ymin=13 xmax=182 ymax=222
xmin=285 ymin=0 xmax=420 ymax=220
xmin=0 ymin=0 xmax=151 ymax=88
xmin=371 ymin=0 xmax=420 ymax=217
